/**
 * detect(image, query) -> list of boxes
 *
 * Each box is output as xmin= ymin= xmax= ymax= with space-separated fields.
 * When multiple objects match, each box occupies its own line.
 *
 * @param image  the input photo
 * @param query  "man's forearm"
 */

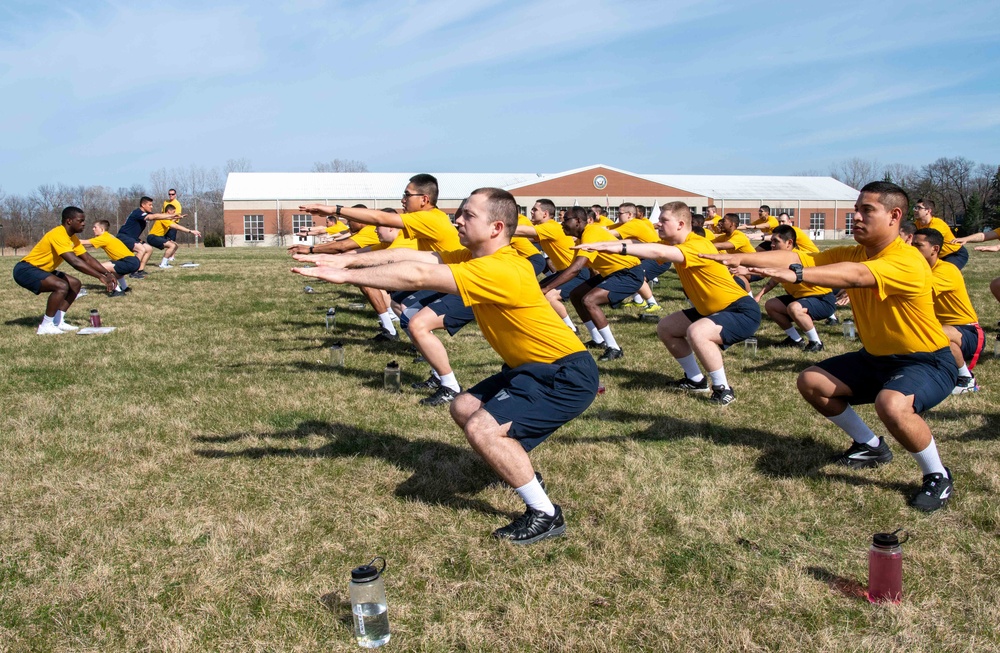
xmin=339 ymin=247 xmax=439 ymax=268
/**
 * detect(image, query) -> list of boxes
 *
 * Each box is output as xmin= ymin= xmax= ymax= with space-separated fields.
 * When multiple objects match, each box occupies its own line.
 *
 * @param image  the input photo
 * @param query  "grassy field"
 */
xmin=1 ymin=244 xmax=998 ymax=652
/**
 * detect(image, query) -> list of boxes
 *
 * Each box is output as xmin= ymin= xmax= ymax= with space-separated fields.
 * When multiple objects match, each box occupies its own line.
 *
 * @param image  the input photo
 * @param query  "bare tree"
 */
xmin=312 ymin=159 xmax=368 ymax=172
xmin=829 ymin=158 xmax=880 ymax=190
xmin=225 ymin=158 xmax=253 ymax=174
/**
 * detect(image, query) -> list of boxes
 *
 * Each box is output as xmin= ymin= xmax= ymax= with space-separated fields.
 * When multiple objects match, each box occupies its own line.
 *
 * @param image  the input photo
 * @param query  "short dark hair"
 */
xmin=619 ymin=202 xmax=637 ymax=212
xmin=61 ymin=206 xmax=84 ymax=222
xmin=860 ymin=181 xmax=909 ymax=215
xmin=351 ymin=203 xmax=368 ymax=209
xmin=721 ymin=212 xmax=740 ymax=227
xmin=168 ymin=188 xmax=177 ymax=193
xmin=470 ymin=187 xmax=518 ymax=237
xmin=914 ymin=227 xmax=943 ymax=249
xmin=916 ymin=198 xmax=935 ymax=213
xmin=408 ymin=173 xmax=439 ymax=205
xmin=566 ymin=206 xmax=589 ymax=224
xmin=381 ymin=207 xmax=399 ymax=214
xmin=140 ymin=196 xmax=153 ymax=205
xmin=165 ymin=204 xmax=177 ymax=211
xmin=97 ymin=219 xmax=111 ymax=230
xmin=690 ymin=214 xmax=705 ymax=229
xmin=899 ymin=221 xmax=917 ymax=237
xmin=591 ymin=204 xmax=604 ymax=214
xmin=760 ymin=205 xmax=771 ymax=213
xmin=772 ymin=224 xmax=797 ymax=246
xmin=535 ymin=198 xmax=556 ymax=218
xmin=586 ymin=209 xmax=598 ymax=222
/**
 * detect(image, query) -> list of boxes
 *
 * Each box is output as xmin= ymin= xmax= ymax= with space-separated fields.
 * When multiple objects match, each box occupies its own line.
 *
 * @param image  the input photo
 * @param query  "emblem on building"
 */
xmin=593 ymin=174 xmax=608 ymax=190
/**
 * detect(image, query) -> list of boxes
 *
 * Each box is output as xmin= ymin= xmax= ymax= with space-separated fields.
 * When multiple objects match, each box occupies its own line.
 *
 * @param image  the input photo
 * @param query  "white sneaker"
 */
xmin=159 ymin=263 xmax=173 ymax=268
xmin=37 ymin=323 xmax=66 ymax=335
xmin=56 ymin=321 xmax=79 ymax=332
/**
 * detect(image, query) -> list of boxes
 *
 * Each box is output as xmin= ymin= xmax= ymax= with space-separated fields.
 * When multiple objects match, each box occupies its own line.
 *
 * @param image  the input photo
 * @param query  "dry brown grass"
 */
xmin=0 ymin=245 xmax=998 ymax=652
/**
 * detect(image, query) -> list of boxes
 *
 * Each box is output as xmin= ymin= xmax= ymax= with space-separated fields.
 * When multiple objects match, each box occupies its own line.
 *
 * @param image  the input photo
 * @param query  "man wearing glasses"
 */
xmin=913 ymin=199 xmax=969 ymax=270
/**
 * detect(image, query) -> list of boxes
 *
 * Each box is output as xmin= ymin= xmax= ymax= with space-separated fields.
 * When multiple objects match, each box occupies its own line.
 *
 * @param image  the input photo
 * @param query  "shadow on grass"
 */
xmin=4 ymin=316 xmax=38 ymax=327
xmin=193 ymin=420 xmax=506 ymax=516
xmin=926 ymin=409 xmax=1000 ymax=442
xmin=805 ymin=566 xmax=869 ymax=602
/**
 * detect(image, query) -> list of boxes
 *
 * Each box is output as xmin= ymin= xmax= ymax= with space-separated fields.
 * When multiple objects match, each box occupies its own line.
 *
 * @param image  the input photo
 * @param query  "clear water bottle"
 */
xmin=842 ymin=319 xmax=856 ymax=340
xmin=328 ymin=343 xmax=344 ymax=367
xmin=994 ymin=333 xmax=1000 ymax=357
xmin=350 ymin=557 xmax=390 ymax=648
xmin=384 ymin=361 xmax=401 ymax=392
xmin=867 ymin=529 xmax=907 ymax=603
xmin=743 ymin=337 xmax=757 ymax=355
xmin=325 ymin=307 xmax=337 ymax=330
xmin=89 ymin=309 xmax=101 ymax=328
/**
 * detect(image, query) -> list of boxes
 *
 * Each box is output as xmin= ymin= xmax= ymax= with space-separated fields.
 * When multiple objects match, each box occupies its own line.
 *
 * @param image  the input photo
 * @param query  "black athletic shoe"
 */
xmin=411 ymin=374 xmax=440 ymax=391
xmin=128 ymin=271 xmax=145 ymax=279
xmin=709 ymin=384 xmax=736 ymax=405
xmin=370 ymin=328 xmax=398 ymax=342
xmin=826 ymin=315 xmax=840 ymax=326
xmin=584 ymin=340 xmax=605 ymax=350
xmin=412 ymin=354 xmax=426 ymax=363
xmin=419 ymin=385 xmax=460 ymax=406
xmin=108 ymin=290 xmax=126 ymax=297
xmin=909 ymin=468 xmax=953 ymax=512
xmin=598 ymin=346 xmax=624 ymax=361
xmin=834 ymin=439 xmax=893 ymax=469
xmin=803 ymin=340 xmax=825 ymax=352
xmin=666 ymin=376 xmax=710 ymax=393
xmin=491 ymin=505 xmax=566 ymax=545
xmin=777 ymin=336 xmax=805 ymax=348
xmin=122 ymin=286 xmax=133 ymax=293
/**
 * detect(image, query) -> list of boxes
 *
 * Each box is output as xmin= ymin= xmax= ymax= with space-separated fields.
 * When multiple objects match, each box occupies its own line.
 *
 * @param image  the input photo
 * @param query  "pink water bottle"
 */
xmin=89 ymin=309 xmax=102 ymax=328
xmin=867 ymin=529 xmax=907 ymax=603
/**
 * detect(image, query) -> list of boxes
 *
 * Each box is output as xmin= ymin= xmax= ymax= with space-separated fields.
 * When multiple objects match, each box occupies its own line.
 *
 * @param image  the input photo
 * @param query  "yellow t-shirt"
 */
xmin=929 ymin=259 xmax=978 ymax=325
xmin=577 ymin=224 xmax=640 ymax=277
xmin=791 ymin=227 xmax=819 ymax=254
xmin=325 ymin=221 xmax=349 ymax=235
xmin=533 ymin=220 xmax=577 ymax=271
xmin=349 ymin=225 xmax=381 ymax=249
xmin=925 ymin=217 xmax=960 ymax=257
xmin=672 ymin=232 xmax=749 ymax=315
xmin=612 ymin=218 xmax=659 ymax=243
xmin=149 ymin=219 xmax=177 ymax=237
xmin=778 ymin=252 xmax=832 ymax=299
xmin=716 ymin=230 xmax=755 ymax=254
xmin=810 ymin=238 xmax=948 ymax=356
xmin=369 ymin=231 xmax=419 ymax=252
xmin=510 ymin=215 xmax=542 ymax=259
xmin=752 ymin=215 xmax=779 ymax=234
xmin=445 ymin=247 xmax=585 ymax=368
xmin=400 ymin=208 xmax=461 ymax=252
xmin=163 ymin=199 xmax=182 ymax=214
xmin=706 ymin=216 xmax=723 ymax=233
xmin=89 ymin=232 xmax=134 ymax=261
xmin=597 ymin=215 xmax=615 ymax=228
xmin=22 ymin=225 xmax=86 ymax=272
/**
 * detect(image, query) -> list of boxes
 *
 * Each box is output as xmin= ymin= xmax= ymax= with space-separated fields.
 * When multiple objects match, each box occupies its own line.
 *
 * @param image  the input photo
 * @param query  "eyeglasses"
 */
xmin=915 ymin=206 xmax=927 ymax=211
xmin=169 ymin=192 xmax=176 ymax=196
xmin=402 ymin=191 xmax=425 ymax=199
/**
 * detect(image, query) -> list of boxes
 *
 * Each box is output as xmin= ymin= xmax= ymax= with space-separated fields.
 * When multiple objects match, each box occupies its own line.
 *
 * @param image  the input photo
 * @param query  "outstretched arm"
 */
xmin=292 ymin=261 xmax=458 ymax=294
xmin=572 ymin=240 xmax=684 ymax=263
xmin=954 ymin=230 xmax=998 ymax=245
xmin=292 ymin=247 xmax=440 ymax=269
xmin=699 ymin=249 xmax=801 ymax=268
xmin=748 ymin=261 xmax=875 ymax=289
xmin=299 ymin=204 xmax=406 ymax=229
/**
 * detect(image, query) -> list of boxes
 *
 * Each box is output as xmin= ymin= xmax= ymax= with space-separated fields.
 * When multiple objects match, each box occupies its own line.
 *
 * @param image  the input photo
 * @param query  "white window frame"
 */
xmin=844 ymin=212 xmax=855 ymax=236
xmin=244 ymin=214 xmax=264 ymax=242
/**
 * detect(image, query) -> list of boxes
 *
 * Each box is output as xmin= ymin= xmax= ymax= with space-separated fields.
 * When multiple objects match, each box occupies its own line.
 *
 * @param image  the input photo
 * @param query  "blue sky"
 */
xmin=1 ymin=0 xmax=998 ymax=195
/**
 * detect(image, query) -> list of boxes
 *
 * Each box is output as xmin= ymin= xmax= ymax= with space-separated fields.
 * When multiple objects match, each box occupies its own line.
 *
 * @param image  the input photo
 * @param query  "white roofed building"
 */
xmin=222 ymin=165 xmax=860 ymax=246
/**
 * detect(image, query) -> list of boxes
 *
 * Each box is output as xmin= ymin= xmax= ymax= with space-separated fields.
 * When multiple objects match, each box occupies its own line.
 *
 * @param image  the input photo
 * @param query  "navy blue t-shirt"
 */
xmin=118 ymin=208 xmax=149 ymax=239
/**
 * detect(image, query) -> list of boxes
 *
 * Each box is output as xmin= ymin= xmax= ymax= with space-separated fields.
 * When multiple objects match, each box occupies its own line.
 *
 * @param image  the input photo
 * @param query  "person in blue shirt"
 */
xmin=116 ymin=196 xmax=182 ymax=279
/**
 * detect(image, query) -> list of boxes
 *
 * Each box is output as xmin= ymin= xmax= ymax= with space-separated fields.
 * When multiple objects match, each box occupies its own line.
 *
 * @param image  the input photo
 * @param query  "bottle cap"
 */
xmin=327 ymin=307 xmax=335 ymax=314
xmin=351 ymin=556 xmax=386 ymax=582
xmin=90 ymin=309 xmax=98 ymax=314
xmin=872 ymin=529 xmax=908 ymax=547
xmin=386 ymin=360 xmax=399 ymax=369
xmin=330 ymin=342 xmax=343 ymax=349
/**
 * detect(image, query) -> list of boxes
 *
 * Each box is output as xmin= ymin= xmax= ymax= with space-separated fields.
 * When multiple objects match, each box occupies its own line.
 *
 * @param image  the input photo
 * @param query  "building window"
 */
xmin=244 ymin=214 xmax=264 ymax=242
xmin=810 ymin=212 xmax=826 ymax=231
xmin=736 ymin=212 xmax=751 ymax=226
xmin=292 ymin=213 xmax=313 ymax=234
xmin=844 ymin=212 xmax=855 ymax=236
xmin=773 ymin=208 xmax=795 ymax=218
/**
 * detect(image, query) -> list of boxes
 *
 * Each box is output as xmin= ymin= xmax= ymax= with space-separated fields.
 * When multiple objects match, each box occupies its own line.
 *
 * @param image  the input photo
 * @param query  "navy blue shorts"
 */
xmin=526 ymin=253 xmax=547 ymax=276
xmin=578 ymin=265 xmax=645 ymax=308
xmin=682 ymin=295 xmax=761 ymax=350
xmin=942 ymin=246 xmax=969 ymax=270
xmin=427 ymin=293 xmax=475 ymax=336
xmin=395 ymin=290 xmax=446 ymax=329
xmin=166 ymin=228 xmax=178 ymax=241
xmin=147 ymin=235 xmax=169 ymax=249
xmin=540 ymin=268 xmax=591 ymax=300
xmin=112 ymin=256 xmax=141 ymax=276
xmin=640 ymin=258 xmax=672 ymax=281
xmin=956 ymin=323 xmax=985 ymax=370
xmin=467 ymin=351 xmax=599 ymax=452
xmin=13 ymin=261 xmax=68 ymax=295
xmin=814 ymin=347 xmax=957 ymax=413
xmin=117 ymin=233 xmax=139 ymax=251
xmin=776 ymin=292 xmax=837 ymax=321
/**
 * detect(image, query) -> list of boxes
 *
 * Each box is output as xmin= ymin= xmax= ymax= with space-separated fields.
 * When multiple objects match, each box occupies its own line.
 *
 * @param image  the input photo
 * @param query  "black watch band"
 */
xmin=789 ymin=263 xmax=804 ymax=283
xmin=309 ymin=246 xmax=314 ymax=254
xmin=621 ymin=241 xmax=627 ymax=255
xmin=335 ymin=204 xmax=343 ymax=217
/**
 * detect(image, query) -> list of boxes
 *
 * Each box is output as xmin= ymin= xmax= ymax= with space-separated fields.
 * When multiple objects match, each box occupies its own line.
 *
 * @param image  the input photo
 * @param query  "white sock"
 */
xmin=597 ymin=326 xmax=619 ymax=350
xmin=804 ymin=328 xmax=820 ymax=343
xmin=54 ymin=310 xmax=65 ymax=326
xmin=438 ymin=371 xmax=460 ymax=392
xmin=910 ymin=439 xmax=948 ymax=477
xmin=430 ymin=368 xmax=441 ymax=379
xmin=647 ymin=297 xmax=658 ymax=307
xmin=515 ymin=476 xmax=555 ymax=516
xmin=115 ymin=284 xmax=122 ymax=292
xmin=784 ymin=327 xmax=802 ymax=341
xmin=708 ymin=367 xmax=728 ymax=389
xmin=677 ymin=353 xmax=703 ymax=382
xmin=41 ymin=314 xmax=55 ymax=327
xmin=652 ymin=277 xmax=659 ymax=283
xmin=827 ymin=406 xmax=880 ymax=447
xmin=633 ymin=293 xmax=643 ymax=303
xmin=378 ymin=311 xmax=397 ymax=335
xmin=957 ymin=364 xmax=970 ymax=377
xmin=562 ymin=315 xmax=576 ymax=330
xmin=118 ymin=276 xmax=128 ymax=290
xmin=584 ymin=321 xmax=604 ymax=344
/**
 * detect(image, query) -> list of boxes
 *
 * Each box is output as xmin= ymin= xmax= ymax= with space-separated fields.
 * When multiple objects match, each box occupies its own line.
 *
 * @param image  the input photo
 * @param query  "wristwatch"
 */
xmin=309 ymin=246 xmax=314 ymax=254
xmin=621 ymin=241 xmax=628 ymax=255
xmin=335 ymin=204 xmax=343 ymax=217
xmin=789 ymin=263 xmax=804 ymax=283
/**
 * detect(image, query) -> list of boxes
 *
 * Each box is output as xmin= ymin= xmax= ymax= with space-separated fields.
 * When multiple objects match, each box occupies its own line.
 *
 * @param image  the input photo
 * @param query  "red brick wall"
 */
xmin=511 ymin=167 xmax=700 ymax=198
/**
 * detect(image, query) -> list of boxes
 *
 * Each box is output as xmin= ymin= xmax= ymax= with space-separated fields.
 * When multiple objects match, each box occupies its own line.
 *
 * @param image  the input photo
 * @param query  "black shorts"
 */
xmin=814 ymin=347 xmax=957 ymax=413
xmin=775 ymin=292 xmax=837 ymax=321
xmin=467 ymin=351 xmax=599 ymax=452
xmin=681 ymin=295 xmax=761 ymax=349
xmin=427 ymin=293 xmax=475 ymax=336
xmin=147 ymin=235 xmax=169 ymax=249
xmin=13 ymin=261 xmax=67 ymax=295
xmin=112 ymin=256 xmax=141 ymax=276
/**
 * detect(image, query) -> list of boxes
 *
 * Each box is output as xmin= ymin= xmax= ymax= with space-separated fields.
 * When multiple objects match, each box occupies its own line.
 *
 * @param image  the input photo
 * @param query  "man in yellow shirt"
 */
xmin=912 ymin=228 xmax=983 ymax=394
xmin=777 ymin=213 xmax=820 ymax=254
xmin=294 ymin=188 xmax=598 ymax=545
xmin=752 ymin=225 xmax=836 ymax=352
xmin=712 ymin=213 xmax=756 ymax=291
xmin=13 ymin=207 xmax=118 ymax=334
xmin=556 ymin=207 xmax=645 ymax=361
xmin=80 ymin=219 xmax=141 ymax=296
xmin=162 ymin=188 xmax=182 ymax=259
xmin=706 ymin=182 xmax=956 ymax=512
xmin=738 ymin=205 xmax=780 ymax=250
xmin=914 ymin=199 xmax=969 ymax=270
xmin=147 ymin=205 xmax=201 ymax=268
xmin=704 ymin=205 xmax=723 ymax=234
xmin=576 ymin=202 xmax=760 ymax=405
xmin=610 ymin=202 xmax=666 ymax=314
xmin=591 ymin=205 xmax=615 ymax=228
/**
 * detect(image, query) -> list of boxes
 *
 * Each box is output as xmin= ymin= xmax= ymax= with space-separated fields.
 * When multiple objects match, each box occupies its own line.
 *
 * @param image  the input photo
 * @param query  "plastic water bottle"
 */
xmin=867 ymin=529 xmax=907 ymax=603
xmin=89 ymin=309 xmax=101 ymax=328
xmin=350 ymin=557 xmax=390 ymax=648
xmin=328 ymin=343 xmax=344 ymax=367
xmin=994 ymin=333 xmax=1000 ymax=357
xmin=743 ymin=337 xmax=757 ymax=355
xmin=842 ymin=319 xmax=856 ymax=340
xmin=325 ymin=307 xmax=336 ymax=330
xmin=384 ymin=361 xmax=401 ymax=392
